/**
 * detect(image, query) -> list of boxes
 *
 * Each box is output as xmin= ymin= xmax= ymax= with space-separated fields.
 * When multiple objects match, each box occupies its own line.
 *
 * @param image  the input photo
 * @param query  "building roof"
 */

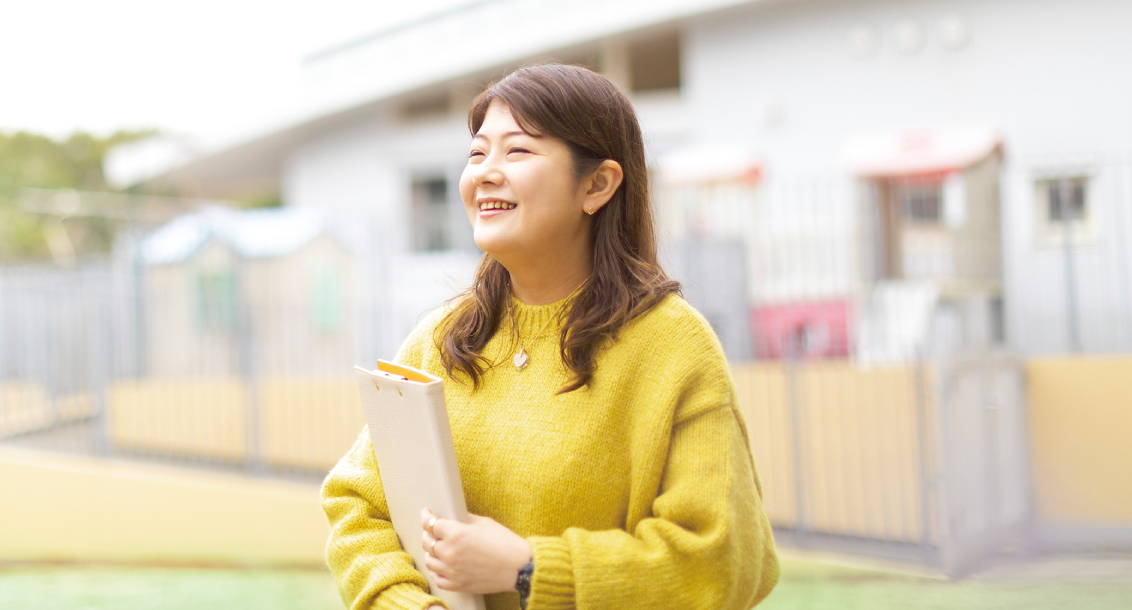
xmin=657 ymin=144 xmax=764 ymax=185
xmin=841 ymin=126 xmax=1003 ymax=178
xmin=142 ymin=206 xmax=333 ymax=265
xmin=129 ymin=0 xmax=761 ymax=196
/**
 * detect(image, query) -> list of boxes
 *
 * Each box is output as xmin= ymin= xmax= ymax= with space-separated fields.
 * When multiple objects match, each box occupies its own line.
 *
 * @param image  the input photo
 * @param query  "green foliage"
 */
xmin=0 ymin=129 xmax=155 ymax=262
xmin=243 ymin=193 xmax=283 ymax=209
xmin=0 ymin=130 xmax=153 ymax=191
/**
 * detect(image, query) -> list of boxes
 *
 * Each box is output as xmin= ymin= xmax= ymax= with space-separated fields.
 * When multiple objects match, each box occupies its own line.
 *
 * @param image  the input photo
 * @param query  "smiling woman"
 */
xmin=321 ymin=64 xmax=779 ymax=610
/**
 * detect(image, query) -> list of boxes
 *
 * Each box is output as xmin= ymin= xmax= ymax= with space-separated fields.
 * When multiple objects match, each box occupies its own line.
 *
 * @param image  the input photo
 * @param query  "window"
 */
xmin=990 ymin=297 xmax=1005 ymax=344
xmin=629 ymin=32 xmax=681 ymax=92
xmin=894 ymin=179 xmax=943 ymax=224
xmin=410 ymin=176 xmax=451 ymax=251
xmin=401 ymin=92 xmax=450 ymax=121
xmin=195 ymin=271 xmax=236 ymax=331
xmin=1042 ymin=177 xmax=1087 ymax=223
xmin=311 ymin=268 xmax=343 ymax=332
xmin=1034 ymin=175 xmax=1094 ymax=245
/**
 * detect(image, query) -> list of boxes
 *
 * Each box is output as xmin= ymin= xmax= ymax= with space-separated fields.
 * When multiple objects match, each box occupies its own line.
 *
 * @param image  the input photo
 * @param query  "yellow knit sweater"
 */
xmin=321 ymin=293 xmax=779 ymax=610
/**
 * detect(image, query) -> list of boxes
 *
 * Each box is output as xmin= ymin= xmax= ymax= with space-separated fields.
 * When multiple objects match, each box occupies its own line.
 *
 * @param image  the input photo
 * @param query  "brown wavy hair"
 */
xmin=437 ymin=64 xmax=680 ymax=393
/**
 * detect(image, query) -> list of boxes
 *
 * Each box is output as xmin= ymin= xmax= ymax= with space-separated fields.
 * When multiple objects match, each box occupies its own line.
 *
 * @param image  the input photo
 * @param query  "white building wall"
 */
xmin=684 ymin=0 xmax=1132 ymax=354
xmin=686 ymin=0 xmax=1132 ymax=170
xmin=273 ymin=0 xmax=1132 ymax=357
xmin=280 ymin=75 xmax=699 ymax=357
xmin=282 ymin=109 xmax=480 ymax=359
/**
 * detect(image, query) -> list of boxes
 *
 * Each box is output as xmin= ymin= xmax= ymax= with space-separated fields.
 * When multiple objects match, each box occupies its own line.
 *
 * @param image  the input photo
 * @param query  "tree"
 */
xmin=0 ymin=129 xmax=154 ymax=262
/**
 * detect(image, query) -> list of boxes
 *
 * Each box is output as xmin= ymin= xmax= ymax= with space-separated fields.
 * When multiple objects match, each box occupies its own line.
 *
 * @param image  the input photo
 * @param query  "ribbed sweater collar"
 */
xmin=507 ymin=293 xmax=575 ymax=340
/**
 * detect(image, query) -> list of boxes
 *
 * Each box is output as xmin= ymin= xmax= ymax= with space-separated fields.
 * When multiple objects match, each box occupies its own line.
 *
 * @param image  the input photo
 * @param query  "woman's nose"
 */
xmin=472 ymin=154 xmax=504 ymax=186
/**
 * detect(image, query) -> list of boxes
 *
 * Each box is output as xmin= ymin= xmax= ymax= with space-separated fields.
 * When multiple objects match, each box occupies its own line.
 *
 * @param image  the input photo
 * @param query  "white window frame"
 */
xmin=1032 ymin=172 xmax=1098 ymax=248
xmin=409 ymin=174 xmax=452 ymax=253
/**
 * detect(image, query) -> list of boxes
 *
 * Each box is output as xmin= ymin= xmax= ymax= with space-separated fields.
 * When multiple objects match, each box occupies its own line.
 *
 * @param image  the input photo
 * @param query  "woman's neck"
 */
xmin=504 ymin=257 xmax=591 ymax=306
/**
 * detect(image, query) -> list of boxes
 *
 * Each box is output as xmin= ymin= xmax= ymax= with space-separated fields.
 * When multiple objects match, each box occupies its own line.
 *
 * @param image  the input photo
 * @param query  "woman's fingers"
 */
xmin=432 ymin=573 xmax=459 ymax=591
xmin=421 ymin=507 xmax=451 ymax=540
xmin=417 ymin=511 xmax=532 ymax=595
xmin=424 ymin=548 xmax=449 ymax=574
xmin=422 ymin=530 xmax=438 ymax=557
xmin=425 ymin=548 xmax=464 ymax=592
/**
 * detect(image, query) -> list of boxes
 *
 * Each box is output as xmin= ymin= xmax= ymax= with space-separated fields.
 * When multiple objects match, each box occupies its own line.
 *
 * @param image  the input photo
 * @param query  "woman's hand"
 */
xmin=421 ymin=508 xmax=532 ymax=594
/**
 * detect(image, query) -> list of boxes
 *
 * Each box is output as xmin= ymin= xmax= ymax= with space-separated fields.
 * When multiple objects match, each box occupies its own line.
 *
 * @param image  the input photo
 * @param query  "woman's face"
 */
xmin=460 ymin=101 xmax=589 ymax=263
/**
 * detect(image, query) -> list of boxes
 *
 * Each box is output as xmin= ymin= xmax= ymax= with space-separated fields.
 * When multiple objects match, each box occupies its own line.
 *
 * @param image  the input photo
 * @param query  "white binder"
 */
xmin=354 ymin=360 xmax=486 ymax=610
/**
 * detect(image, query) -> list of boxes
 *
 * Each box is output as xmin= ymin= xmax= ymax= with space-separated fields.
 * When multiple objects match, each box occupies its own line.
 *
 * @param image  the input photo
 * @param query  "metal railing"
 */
xmin=5 ymin=156 xmax=1128 ymax=570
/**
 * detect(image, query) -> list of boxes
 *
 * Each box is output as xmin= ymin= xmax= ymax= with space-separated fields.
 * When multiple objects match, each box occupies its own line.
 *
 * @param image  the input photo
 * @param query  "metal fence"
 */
xmin=0 ymin=258 xmax=371 ymax=479
xmin=0 ymin=256 xmax=1028 ymax=575
xmin=6 ymin=156 xmax=1127 ymax=571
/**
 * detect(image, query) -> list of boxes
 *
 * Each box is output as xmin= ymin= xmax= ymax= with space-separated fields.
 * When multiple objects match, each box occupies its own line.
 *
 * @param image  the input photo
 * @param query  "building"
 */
xmin=115 ymin=0 xmax=1132 ymax=360
xmin=134 ymin=205 xmax=356 ymax=377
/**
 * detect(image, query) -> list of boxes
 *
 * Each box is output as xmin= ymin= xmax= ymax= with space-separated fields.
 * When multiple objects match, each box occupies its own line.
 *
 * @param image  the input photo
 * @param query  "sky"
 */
xmin=0 ymin=0 xmax=472 ymax=143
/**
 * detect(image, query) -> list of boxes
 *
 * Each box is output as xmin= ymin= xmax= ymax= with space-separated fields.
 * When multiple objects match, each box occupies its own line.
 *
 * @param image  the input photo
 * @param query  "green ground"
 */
xmin=1 ymin=554 xmax=1130 ymax=610
xmin=0 ymin=567 xmax=341 ymax=610
xmin=763 ymin=555 xmax=1132 ymax=610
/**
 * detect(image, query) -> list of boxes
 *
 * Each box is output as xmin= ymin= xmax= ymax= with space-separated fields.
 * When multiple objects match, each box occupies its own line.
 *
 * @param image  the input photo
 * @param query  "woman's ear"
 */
xmin=582 ymin=159 xmax=624 ymax=215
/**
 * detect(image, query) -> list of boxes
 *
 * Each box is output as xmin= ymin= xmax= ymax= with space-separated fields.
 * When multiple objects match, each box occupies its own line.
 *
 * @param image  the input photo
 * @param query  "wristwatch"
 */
xmin=515 ymin=558 xmax=534 ymax=609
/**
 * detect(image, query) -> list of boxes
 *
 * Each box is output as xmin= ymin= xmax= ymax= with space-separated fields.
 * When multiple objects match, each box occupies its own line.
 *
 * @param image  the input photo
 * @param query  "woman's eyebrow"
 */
xmin=472 ymin=130 xmax=541 ymax=141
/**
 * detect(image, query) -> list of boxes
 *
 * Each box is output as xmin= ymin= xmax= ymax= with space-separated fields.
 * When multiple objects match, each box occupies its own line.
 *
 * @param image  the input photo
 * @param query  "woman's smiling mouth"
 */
xmin=478 ymin=199 xmax=517 ymax=215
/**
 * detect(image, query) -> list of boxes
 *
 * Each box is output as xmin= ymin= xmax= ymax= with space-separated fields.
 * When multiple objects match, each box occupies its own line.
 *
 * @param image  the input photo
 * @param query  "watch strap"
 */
xmin=515 ymin=558 xmax=534 ymax=609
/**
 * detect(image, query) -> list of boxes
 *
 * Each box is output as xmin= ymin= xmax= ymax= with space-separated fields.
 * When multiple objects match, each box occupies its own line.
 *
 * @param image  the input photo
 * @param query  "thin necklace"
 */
xmin=508 ymin=279 xmax=588 ymax=371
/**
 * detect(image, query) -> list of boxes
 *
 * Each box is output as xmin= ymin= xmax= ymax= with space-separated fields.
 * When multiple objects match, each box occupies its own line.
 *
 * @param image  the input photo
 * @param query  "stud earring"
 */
xmin=586 ymin=208 xmax=594 ymax=215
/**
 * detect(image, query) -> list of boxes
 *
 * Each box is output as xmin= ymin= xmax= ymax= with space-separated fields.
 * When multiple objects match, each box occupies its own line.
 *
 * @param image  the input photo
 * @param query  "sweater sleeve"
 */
xmin=526 ymin=403 xmax=779 ymax=610
xmin=320 ymin=313 xmax=448 ymax=610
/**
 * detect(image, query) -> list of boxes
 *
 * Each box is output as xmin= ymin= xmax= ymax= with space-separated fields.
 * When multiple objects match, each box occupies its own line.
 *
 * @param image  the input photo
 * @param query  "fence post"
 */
xmin=914 ymin=351 xmax=935 ymax=562
xmin=786 ymin=357 xmax=808 ymax=543
xmin=87 ymin=277 xmax=109 ymax=456
xmin=235 ymin=254 xmax=263 ymax=473
xmin=131 ymin=228 xmax=148 ymax=377
xmin=932 ymin=347 xmax=957 ymax=574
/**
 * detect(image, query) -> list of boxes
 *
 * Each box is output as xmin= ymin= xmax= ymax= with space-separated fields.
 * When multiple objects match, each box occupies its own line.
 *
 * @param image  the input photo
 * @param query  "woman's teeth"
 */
xmin=480 ymin=202 xmax=516 ymax=210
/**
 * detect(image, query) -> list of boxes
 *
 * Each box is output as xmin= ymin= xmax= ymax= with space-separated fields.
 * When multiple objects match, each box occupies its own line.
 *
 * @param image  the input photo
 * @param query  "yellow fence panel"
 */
xmin=733 ymin=361 xmax=935 ymax=545
xmin=105 ymin=376 xmax=365 ymax=471
xmin=0 ymin=382 xmax=96 ymax=437
xmin=1028 ymin=356 xmax=1132 ymax=523
xmin=107 ymin=377 xmax=248 ymax=461
xmin=0 ymin=382 xmax=53 ymax=436
xmin=258 ymin=375 xmax=365 ymax=471
xmin=733 ymin=363 xmax=796 ymax=528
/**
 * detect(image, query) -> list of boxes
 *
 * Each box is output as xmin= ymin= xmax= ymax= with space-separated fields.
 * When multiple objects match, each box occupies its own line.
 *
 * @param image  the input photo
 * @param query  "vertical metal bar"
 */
xmin=87 ymin=276 xmax=109 ymax=456
xmin=935 ymin=350 xmax=958 ymax=574
xmin=236 ymin=253 xmax=263 ymax=473
xmin=44 ymin=284 xmax=58 ymax=433
xmin=982 ymin=364 xmax=1001 ymax=545
xmin=835 ymin=363 xmax=855 ymax=536
xmin=132 ymin=229 xmax=148 ymax=377
xmin=914 ymin=350 xmax=934 ymax=559
xmin=874 ymin=362 xmax=893 ymax=540
xmin=786 ymin=358 xmax=808 ymax=542
xmin=1059 ymin=180 xmax=1082 ymax=352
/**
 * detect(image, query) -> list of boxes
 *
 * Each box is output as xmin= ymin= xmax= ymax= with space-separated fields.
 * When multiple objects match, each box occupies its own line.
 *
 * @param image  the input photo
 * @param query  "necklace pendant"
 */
xmin=513 ymin=349 xmax=530 ymax=371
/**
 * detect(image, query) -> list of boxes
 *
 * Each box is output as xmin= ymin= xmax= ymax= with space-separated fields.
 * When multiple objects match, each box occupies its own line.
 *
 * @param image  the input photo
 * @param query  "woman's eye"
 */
xmin=468 ymin=150 xmax=485 ymax=159
xmin=508 ymin=147 xmax=531 ymax=155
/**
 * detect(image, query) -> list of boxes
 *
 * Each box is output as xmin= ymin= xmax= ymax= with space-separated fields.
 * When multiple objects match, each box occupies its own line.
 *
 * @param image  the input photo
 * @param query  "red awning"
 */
xmin=841 ymin=126 xmax=1002 ymax=178
xmin=656 ymin=144 xmax=763 ymax=185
